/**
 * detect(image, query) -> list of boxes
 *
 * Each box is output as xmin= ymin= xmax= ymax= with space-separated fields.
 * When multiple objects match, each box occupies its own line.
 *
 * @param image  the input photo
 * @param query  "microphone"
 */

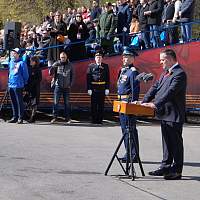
xmin=136 ymin=72 xmax=154 ymax=82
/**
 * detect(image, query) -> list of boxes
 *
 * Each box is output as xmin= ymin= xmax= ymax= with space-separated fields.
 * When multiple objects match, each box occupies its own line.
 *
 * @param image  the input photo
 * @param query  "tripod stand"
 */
xmin=105 ymin=116 xmax=145 ymax=180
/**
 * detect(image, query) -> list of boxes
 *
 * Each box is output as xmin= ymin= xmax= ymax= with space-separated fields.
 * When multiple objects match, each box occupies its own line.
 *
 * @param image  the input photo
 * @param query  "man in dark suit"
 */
xmin=142 ymin=49 xmax=187 ymax=180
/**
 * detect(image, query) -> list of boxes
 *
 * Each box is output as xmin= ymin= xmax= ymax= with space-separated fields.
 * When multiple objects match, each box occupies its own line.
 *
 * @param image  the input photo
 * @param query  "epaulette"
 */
xmin=131 ymin=67 xmax=137 ymax=71
xmin=89 ymin=63 xmax=96 ymax=67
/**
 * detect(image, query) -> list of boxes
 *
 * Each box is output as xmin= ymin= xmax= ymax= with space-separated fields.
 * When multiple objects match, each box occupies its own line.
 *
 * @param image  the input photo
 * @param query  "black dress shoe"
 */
xmin=17 ymin=119 xmax=23 ymax=124
xmin=164 ymin=172 xmax=182 ymax=180
xmin=149 ymin=167 xmax=169 ymax=176
xmin=7 ymin=118 xmax=18 ymax=123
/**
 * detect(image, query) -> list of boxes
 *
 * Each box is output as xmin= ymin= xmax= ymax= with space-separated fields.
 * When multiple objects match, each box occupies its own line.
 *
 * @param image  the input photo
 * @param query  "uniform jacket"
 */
xmin=117 ymin=64 xmax=140 ymax=102
xmin=142 ymin=64 xmax=187 ymax=123
xmin=97 ymin=10 xmax=117 ymax=39
xmin=8 ymin=58 xmax=29 ymax=88
xmin=50 ymin=60 xmax=74 ymax=89
xmin=87 ymin=62 xmax=110 ymax=91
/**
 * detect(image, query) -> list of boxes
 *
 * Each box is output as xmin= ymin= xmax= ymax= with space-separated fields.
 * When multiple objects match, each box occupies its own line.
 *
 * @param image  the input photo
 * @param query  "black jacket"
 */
xmin=162 ymin=3 xmax=175 ymax=23
xmin=136 ymin=3 xmax=149 ymax=30
xmin=147 ymin=0 xmax=164 ymax=25
xmin=68 ymin=21 xmax=89 ymax=42
xmin=50 ymin=60 xmax=74 ymax=89
xmin=117 ymin=3 xmax=132 ymax=33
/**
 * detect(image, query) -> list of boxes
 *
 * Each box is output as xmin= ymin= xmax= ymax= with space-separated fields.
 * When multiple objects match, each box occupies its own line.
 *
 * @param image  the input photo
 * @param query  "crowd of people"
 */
xmin=6 ymin=0 xmax=194 ymax=65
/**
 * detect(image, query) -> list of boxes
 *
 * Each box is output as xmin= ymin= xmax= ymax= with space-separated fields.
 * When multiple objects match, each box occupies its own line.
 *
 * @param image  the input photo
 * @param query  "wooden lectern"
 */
xmin=105 ymin=100 xmax=154 ymax=180
xmin=113 ymin=100 xmax=155 ymax=116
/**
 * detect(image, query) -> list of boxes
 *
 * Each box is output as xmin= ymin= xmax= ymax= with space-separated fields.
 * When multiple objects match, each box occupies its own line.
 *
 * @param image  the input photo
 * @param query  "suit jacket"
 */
xmin=142 ymin=65 xmax=187 ymax=123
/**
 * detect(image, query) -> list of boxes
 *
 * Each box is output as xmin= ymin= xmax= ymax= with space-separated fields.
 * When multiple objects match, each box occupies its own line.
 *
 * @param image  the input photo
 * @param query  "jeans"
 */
xmin=181 ymin=23 xmax=192 ymax=42
xmin=9 ymin=87 xmax=24 ymax=120
xmin=53 ymin=86 xmax=70 ymax=119
xmin=149 ymin=25 xmax=160 ymax=48
xmin=141 ymin=28 xmax=151 ymax=49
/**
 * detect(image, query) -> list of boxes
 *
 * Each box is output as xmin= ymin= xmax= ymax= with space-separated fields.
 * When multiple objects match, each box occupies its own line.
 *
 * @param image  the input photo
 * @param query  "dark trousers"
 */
xmin=53 ymin=86 xmax=70 ymax=119
xmin=9 ymin=87 xmax=24 ymax=120
xmin=119 ymin=113 xmax=139 ymax=159
xmin=161 ymin=121 xmax=184 ymax=173
xmin=91 ymin=90 xmax=105 ymax=123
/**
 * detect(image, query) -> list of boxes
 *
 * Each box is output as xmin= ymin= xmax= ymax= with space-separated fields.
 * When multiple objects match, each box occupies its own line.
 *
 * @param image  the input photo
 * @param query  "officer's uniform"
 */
xmin=87 ymin=57 xmax=110 ymax=124
xmin=117 ymin=47 xmax=140 ymax=161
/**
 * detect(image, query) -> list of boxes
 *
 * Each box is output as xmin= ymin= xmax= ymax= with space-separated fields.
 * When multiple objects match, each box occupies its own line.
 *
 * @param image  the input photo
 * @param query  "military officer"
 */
xmin=87 ymin=50 xmax=110 ymax=124
xmin=117 ymin=46 xmax=140 ymax=163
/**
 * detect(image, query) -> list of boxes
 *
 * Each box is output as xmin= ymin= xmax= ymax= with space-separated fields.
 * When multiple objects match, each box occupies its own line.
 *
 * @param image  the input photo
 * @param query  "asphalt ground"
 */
xmin=0 ymin=114 xmax=199 ymax=200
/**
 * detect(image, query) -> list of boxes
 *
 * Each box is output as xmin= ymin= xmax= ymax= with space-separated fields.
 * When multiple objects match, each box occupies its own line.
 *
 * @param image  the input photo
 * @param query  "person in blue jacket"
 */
xmin=7 ymin=48 xmax=29 ymax=124
xmin=117 ymin=46 xmax=140 ymax=163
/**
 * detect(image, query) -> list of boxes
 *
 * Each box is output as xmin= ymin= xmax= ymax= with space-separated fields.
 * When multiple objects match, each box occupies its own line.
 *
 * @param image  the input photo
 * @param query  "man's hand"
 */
xmin=131 ymin=101 xmax=142 ymax=104
xmin=144 ymin=11 xmax=151 ymax=16
xmin=105 ymin=89 xmax=109 ymax=96
xmin=106 ymin=35 xmax=110 ymax=40
xmin=88 ymin=90 xmax=92 ymax=96
xmin=141 ymin=102 xmax=156 ymax=109
xmin=123 ymin=27 xmax=127 ymax=32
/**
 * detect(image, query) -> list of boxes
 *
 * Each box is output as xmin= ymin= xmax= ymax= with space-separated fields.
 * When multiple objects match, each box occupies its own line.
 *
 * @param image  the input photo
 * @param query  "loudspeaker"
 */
xmin=4 ymin=22 xmax=21 ymax=50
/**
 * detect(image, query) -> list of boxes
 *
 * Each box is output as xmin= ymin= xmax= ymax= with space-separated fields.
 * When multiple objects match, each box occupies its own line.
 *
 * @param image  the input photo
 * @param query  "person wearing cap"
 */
xmin=86 ymin=50 xmax=110 ymax=124
xmin=117 ymin=46 xmax=140 ymax=163
xmin=7 ymin=48 xmax=29 ymax=124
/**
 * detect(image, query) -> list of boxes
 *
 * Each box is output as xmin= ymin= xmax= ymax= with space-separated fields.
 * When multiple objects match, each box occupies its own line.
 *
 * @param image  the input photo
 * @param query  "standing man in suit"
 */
xmin=87 ymin=50 xmax=110 ymax=124
xmin=117 ymin=47 xmax=140 ymax=163
xmin=142 ymin=49 xmax=187 ymax=180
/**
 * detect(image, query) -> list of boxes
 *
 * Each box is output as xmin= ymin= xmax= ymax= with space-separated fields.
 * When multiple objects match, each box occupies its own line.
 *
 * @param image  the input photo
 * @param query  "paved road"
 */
xmin=0 ymin=120 xmax=199 ymax=200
